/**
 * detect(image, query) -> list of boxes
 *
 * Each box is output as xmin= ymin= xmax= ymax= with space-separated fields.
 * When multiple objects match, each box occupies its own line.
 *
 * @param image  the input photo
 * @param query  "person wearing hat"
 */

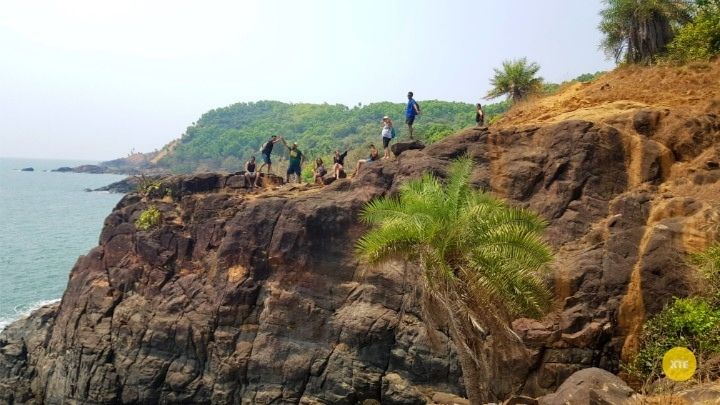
xmin=381 ymin=116 xmax=394 ymax=159
xmin=282 ymin=139 xmax=305 ymax=184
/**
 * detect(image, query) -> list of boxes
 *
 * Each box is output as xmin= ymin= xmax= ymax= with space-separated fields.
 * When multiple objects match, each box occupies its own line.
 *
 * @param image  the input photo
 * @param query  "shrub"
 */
xmin=665 ymin=2 xmax=720 ymax=63
xmin=626 ymin=297 xmax=720 ymax=386
xmin=135 ymin=206 xmax=162 ymax=231
xmin=137 ymin=175 xmax=163 ymax=197
xmin=690 ymin=242 xmax=720 ymax=303
xmin=625 ymin=242 xmax=720 ymax=389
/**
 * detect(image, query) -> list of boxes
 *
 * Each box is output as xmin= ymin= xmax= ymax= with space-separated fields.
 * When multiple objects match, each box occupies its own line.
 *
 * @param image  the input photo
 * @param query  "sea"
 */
xmin=0 ymin=157 xmax=126 ymax=331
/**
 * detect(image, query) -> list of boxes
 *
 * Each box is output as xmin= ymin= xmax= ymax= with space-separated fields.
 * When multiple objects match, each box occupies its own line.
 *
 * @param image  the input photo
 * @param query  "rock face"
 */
xmin=2 ymin=102 xmax=720 ymax=403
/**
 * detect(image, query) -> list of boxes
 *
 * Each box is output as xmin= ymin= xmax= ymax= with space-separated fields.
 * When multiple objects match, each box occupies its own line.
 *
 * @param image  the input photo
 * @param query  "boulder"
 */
xmin=537 ymin=368 xmax=635 ymax=405
xmin=391 ymin=140 xmax=425 ymax=157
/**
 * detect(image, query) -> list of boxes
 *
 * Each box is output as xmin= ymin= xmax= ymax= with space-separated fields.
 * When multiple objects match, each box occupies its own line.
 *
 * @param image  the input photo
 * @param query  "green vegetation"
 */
xmin=599 ymin=0 xmax=720 ymax=64
xmin=157 ymin=100 xmax=509 ymax=173
xmin=356 ymin=157 xmax=552 ymax=402
xmin=135 ymin=206 xmax=162 ymax=231
xmin=625 ymin=243 xmax=720 ymax=389
xmin=137 ymin=176 xmax=163 ymax=196
xmin=665 ymin=0 xmax=720 ymax=63
xmin=690 ymin=242 xmax=720 ymax=304
xmin=486 ymin=58 xmax=543 ymax=103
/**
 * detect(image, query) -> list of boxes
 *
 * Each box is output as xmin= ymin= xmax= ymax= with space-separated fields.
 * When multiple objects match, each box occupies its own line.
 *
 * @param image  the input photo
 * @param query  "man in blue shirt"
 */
xmin=405 ymin=91 xmax=421 ymax=139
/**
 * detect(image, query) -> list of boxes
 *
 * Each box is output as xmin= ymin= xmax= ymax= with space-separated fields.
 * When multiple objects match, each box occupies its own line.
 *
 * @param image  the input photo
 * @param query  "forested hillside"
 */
xmin=156 ymin=100 xmax=509 ymax=173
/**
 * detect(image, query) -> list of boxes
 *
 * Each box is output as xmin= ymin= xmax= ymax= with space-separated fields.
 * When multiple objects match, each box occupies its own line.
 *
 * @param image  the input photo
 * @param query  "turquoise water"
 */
xmin=0 ymin=158 xmax=126 ymax=330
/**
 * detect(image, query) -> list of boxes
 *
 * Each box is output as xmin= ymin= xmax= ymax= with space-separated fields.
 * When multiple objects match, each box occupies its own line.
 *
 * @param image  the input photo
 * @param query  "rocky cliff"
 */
xmin=1 ymin=61 xmax=720 ymax=404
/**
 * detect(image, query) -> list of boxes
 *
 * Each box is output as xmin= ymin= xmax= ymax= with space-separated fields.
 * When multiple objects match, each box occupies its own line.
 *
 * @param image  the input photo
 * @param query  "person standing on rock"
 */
xmin=381 ymin=116 xmax=395 ymax=159
xmin=244 ymin=156 xmax=258 ymax=189
xmin=476 ymin=103 xmax=485 ymax=126
xmin=406 ymin=91 xmax=421 ymax=139
xmin=282 ymin=140 xmax=305 ymax=184
xmin=255 ymin=135 xmax=283 ymax=187
xmin=333 ymin=149 xmax=348 ymax=179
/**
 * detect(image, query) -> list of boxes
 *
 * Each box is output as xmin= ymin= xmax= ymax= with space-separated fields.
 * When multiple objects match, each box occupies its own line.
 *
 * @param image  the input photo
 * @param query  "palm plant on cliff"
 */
xmin=485 ymin=58 xmax=543 ymax=104
xmin=599 ymin=0 xmax=693 ymax=64
xmin=356 ymin=157 xmax=553 ymax=403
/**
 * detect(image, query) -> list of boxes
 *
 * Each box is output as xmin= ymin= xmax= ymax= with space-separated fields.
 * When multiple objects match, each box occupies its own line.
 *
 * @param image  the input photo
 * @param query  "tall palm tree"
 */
xmin=485 ymin=58 xmax=543 ymax=104
xmin=599 ymin=0 xmax=693 ymax=64
xmin=356 ymin=157 xmax=553 ymax=403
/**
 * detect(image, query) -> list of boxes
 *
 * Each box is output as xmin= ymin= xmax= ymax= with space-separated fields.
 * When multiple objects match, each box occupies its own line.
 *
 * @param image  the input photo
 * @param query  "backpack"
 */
xmin=390 ymin=127 xmax=396 ymax=139
xmin=260 ymin=141 xmax=270 ymax=153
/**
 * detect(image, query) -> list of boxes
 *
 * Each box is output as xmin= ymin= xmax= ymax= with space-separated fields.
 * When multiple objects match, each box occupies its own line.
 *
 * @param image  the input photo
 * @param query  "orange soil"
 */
xmin=494 ymin=59 xmax=720 ymax=129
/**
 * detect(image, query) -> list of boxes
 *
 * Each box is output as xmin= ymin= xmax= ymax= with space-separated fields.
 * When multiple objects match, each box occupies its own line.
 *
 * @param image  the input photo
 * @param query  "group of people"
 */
xmin=242 ymin=92 xmax=485 ymax=188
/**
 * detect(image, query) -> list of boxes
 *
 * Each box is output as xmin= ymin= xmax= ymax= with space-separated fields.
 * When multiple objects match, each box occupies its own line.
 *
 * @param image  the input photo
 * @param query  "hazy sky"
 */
xmin=1 ymin=0 xmax=615 ymax=161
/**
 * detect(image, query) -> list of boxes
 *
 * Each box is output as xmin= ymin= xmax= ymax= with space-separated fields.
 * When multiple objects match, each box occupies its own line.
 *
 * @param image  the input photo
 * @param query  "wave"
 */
xmin=0 ymin=298 xmax=61 ymax=332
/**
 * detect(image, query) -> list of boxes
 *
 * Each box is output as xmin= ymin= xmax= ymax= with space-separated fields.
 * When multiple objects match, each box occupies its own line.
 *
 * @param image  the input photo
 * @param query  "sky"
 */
xmin=0 ymin=0 xmax=615 ymax=161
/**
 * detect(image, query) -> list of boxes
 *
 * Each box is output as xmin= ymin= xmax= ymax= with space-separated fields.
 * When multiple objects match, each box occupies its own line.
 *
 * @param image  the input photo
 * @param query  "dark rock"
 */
xmin=391 ymin=140 xmax=426 ymax=157
xmin=3 ymin=109 xmax=719 ymax=403
xmin=537 ymin=368 xmax=635 ymax=405
xmin=633 ymin=109 xmax=662 ymax=136
xmin=20 ymin=167 xmax=34 ymax=172
xmin=93 ymin=176 xmax=144 ymax=193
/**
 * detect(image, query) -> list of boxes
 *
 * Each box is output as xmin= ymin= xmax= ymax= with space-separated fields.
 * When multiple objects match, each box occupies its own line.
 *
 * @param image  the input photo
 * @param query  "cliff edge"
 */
xmin=2 ymin=60 xmax=720 ymax=404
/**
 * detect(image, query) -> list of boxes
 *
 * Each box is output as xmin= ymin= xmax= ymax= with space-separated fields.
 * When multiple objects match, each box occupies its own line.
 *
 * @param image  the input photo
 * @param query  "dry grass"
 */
xmin=494 ymin=59 xmax=720 ymax=129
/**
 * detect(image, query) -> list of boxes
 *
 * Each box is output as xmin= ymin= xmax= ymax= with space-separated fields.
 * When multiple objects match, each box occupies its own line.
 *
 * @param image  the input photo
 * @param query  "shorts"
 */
xmin=287 ymin=164 xmax=301 ymax=176
xmin=262 ymin=153 xmax=271 ymax=165
xmin=405 ymin=116 xmax=415 ymax=126
xmin=383 ymin=137 xmax=391 ymax=148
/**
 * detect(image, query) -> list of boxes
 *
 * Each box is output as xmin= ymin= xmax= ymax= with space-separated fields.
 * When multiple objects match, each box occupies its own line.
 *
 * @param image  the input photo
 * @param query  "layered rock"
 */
xmin=2 ymin=101 xmax=720 ymax=403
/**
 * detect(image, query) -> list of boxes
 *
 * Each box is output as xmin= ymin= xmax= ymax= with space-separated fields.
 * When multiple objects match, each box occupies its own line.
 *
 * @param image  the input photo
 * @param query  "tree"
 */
xmin=356 ymin=157 xmax=553 ymax=403
xmin=599 ymin=0 xmax=693 ymax=64
xmin=665 ymin=0 xmax=720 ymax=62
xmin=485 ymin=58 xmax=543 ymax=103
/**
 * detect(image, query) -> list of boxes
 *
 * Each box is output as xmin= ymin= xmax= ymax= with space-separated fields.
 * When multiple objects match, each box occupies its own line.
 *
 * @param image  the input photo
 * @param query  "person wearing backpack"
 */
xmin=381 ymin=116 xmax=395 ymax=159
xmin=255 ymin=135 xmax=283 ymax=187
xmin=405 ymin=91 xmax=421 ymax=139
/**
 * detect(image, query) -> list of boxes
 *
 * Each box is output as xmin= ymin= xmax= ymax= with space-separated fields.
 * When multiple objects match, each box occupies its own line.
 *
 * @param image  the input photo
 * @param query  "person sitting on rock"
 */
xmin=333 ymin=149 xmax=348 ymax=179
xmin=313 ymin=158 xmax=327 ymax=185
xmin=244 ymin=156 xmax=257 ymax=189
xmin=353 ymin=144 xmax=379 ymax=177
xmin=255 ymin=135 xmax=283 ymax=187
xmin=282 ymin=140 xmax=305 ymax=184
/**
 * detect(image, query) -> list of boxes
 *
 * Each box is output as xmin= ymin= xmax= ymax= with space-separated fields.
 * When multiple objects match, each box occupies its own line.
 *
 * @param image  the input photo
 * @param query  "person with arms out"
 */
xmin=476 ymin=103 xmax=485 ymax=126
xmin=244 ymin=156 xmax=258 ymax=189
xmin=381 ymin=116 xmax=394 ymax=159
xmin=333 ymin=149 xmax=348 ymax=179
xmin=283 ymin=140 xmax=305 ymax=184
xmin=353 ymin=144 xmax=380 ymax=177
xmin=313 ymin=158 xmax=327 ymax=185
xmin=255 ymin=135 xmax=283 ymax=187
xmin=405 ymin=91 xmax=421 ymax=139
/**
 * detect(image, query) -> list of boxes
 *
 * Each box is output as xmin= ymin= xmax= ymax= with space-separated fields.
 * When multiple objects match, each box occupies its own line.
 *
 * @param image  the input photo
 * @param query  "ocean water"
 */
xmin=0 ymin=158 xmax=126 ymax=330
